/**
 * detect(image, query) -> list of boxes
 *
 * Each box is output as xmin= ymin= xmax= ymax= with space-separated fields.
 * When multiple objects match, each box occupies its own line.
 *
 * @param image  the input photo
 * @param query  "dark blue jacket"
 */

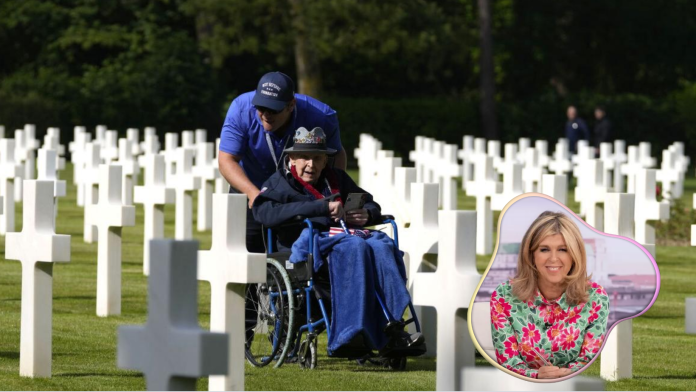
xmin=565 ymin=118 xmax=590 ymax=154
xmin=252 ymin=167 xmax=381 ymax=251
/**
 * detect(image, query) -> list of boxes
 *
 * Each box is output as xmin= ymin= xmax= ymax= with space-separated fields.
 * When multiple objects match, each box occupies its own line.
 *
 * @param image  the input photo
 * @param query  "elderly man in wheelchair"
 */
xmin=245 ymin=126 xmax=425 ymax=369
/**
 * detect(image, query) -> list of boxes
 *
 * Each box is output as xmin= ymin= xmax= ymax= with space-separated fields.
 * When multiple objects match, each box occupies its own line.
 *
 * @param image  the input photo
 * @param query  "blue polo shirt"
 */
xmin=219 ymin=91 xmax=342 ymax=189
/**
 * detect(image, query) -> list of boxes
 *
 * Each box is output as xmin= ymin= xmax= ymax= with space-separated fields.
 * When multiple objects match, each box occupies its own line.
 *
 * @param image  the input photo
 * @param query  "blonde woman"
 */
xmin=490 ymin=211 xmax=609 ymax=379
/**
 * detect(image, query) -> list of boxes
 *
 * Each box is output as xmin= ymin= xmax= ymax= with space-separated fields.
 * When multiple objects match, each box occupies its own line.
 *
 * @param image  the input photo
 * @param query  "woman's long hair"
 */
xmin=512 ymin=211 xmax=589 ymax=305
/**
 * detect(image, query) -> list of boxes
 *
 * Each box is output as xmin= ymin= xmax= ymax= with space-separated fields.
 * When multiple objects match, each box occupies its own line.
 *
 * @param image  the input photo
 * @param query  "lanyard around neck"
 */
xmin=266 ymin=131 xmax=292 ymax=170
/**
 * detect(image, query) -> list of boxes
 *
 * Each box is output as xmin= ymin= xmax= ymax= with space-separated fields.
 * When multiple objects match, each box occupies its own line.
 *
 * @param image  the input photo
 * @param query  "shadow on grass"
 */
xmin=0 ymin=351 xmax=19 ymax=359
xmin=634 ymin=374 xmax=696 ymax=380
xmin=57 ymin=372 xmax=143 ymax=378
xmin=54 ymin=295 xmax=94 ymax=301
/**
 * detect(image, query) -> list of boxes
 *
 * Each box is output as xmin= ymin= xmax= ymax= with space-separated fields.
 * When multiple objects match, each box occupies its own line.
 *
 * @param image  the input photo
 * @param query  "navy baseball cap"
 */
xmin=252 ymin=72 xmax=295 ymax=112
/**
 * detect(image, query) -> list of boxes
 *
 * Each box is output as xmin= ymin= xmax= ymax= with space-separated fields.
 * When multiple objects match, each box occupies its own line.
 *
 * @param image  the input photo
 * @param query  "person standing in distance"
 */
xmin=564 ymin=105 xmax=590 ymax=155
xmin=218 ymin=72 xmax=347 ymax=253
xmin=592 ymin=106 xmax=612 ymax=154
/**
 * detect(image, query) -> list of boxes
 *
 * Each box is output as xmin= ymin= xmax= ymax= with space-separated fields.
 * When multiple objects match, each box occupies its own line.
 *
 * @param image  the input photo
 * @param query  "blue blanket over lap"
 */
xmin=290 ymin=229 xmax=410 ymax=354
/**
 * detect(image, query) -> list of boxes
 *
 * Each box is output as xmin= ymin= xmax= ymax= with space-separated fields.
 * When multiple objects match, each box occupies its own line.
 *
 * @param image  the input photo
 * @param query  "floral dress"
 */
xmin=490 ymin=280 xmax=609 ymax=378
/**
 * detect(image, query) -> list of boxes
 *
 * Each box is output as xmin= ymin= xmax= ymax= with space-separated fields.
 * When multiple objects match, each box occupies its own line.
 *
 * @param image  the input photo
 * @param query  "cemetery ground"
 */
xmin=0 ymin=163 xmax=694 ymax=391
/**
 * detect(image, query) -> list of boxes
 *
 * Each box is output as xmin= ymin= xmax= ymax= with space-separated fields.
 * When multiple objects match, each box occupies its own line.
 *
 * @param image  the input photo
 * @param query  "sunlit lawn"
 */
xmin=0 ymin=164 xmax=694 ymax=390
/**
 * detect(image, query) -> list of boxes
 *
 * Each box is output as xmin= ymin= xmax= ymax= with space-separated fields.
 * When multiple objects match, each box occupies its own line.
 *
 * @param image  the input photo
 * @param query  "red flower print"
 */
xmin=538 ymin=304 xmax=555 ymax=324
xmin=522 ymin=323 xmax=541 ymax=345
xmin=492 ymin=297 xmax=512 ymax=318
xmin=504 ymin=336 xmax=519 ymax=358
xmin=580 ymin=332 xmax=601 ymax=357
xmin=525 ymin=347 xmax=550 ymax=369
xmin=546 ymin=323 xmax=563 ymax=343
xmin=492 ymin=313 xmax=507 ymax=330
xmin=588 ymin=301 xmax=602 ymax=323
xmin=495 ymin=349 xmax=507 ymax=364
xmin=551 ymin=304 xmax=566 ymax=320
xmin=560 ymin=326 xmax=580 ymax=351
xmin=591 ymin=281 xmax=608 ymax=296
xmin=566 ymin=305 xmax=584 ymax=325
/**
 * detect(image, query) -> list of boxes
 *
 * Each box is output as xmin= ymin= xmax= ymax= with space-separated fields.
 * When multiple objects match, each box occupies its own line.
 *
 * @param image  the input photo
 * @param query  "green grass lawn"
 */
xmin=0 ymin=164 xmax=694 ymax=390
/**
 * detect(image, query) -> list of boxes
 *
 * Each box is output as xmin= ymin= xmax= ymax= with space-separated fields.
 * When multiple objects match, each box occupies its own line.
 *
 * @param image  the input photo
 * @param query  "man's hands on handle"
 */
xmin=218 ymin=151 xmax=260 ymax=208
xmin=537 ymin=366 xmax=573 ymax=379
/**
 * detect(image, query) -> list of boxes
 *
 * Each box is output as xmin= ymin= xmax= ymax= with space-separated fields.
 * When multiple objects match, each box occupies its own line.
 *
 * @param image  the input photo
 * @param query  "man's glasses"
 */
xmin=255 ymin=104 xmax=287 ymax=115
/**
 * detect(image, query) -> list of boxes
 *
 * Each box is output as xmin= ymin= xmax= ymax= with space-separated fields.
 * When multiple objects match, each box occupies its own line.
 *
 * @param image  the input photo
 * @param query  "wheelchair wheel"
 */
xmin=245 ymin=258 xmax=295 ymax=368
xmin=298 ymin=338 xmax=317 ymax=370
xmin=385 ymin=357 xmax=407 ymax=371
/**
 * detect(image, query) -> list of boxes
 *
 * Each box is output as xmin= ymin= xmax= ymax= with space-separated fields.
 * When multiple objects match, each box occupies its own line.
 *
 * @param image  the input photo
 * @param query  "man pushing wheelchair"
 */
xmin=251 ymin=126 xmax=426 ymax=361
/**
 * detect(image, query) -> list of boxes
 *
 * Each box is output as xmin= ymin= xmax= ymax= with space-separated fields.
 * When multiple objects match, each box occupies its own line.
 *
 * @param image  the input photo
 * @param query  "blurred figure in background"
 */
xmin=564 ymin=105 xmax=590 ymax=154
xmin=593 ymin=106 xmax=612 ymax=153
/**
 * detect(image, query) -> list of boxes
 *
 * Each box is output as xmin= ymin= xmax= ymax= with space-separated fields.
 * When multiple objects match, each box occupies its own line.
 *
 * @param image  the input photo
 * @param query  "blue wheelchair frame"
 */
xmin=264 ymin=216 xmax=422 ymax=363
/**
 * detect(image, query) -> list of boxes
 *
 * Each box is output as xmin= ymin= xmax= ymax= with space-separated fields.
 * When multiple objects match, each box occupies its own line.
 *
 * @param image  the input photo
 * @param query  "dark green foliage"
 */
xmin=1 ymin=0 xmax=696 ymax=161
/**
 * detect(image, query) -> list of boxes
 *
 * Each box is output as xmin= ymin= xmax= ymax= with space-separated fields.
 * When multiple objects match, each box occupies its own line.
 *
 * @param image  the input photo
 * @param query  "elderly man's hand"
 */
xmin=328 ymin=201 xmax=345 ymax=222
xmin=345 ymin=208 xmax=369 ymax=226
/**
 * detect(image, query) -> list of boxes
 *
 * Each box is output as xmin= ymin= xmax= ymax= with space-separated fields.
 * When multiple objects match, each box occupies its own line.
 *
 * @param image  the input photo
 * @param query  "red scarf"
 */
xmin=291 ymin=165 xmax=343 ymax=204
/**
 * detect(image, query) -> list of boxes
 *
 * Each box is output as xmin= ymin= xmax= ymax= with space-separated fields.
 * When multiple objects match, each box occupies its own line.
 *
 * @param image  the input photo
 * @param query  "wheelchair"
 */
xmin=244 ymin=215 xmax=423 ymax=370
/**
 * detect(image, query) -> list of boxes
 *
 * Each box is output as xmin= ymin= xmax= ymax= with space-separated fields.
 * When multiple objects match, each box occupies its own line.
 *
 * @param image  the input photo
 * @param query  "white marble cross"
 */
xmin=195 ymin=129 xmax=207 ymax=145
xmin=134 ymin=155 xmax=175 ymax=276
xmin=634 ymin=168 xmax=669 ymax=245
xmin=439 ymin=144 xmax=461 ymax=210
xmin=182 ymin=130 xmax=195 ymax=150
xmin=487 ymin=140 xmax=502 ymax=174
xmin=541 ymin=174 xmax=568 ymax=205
xmin=491 ymin=160 xmax=523 ymax=211
xmin=574 ymin=159 xmax=606 ymax=231
xmin=163 ymin=133 xmax=179 ymax=181
xmin=458 ymin=135 xmax=474 ymax=191
xmin=356 ymin=134 xmax=382 ymax=190
xmin=82 ymin=142 xmax=101 ymax=243
xmin=535 ymin=139 xmax=550 ymax=169
xmin=138 ymin=133 xmax=160 ymax=168
xmin=95 ymin=125 xmax=107 ymax=144
xmin=686 ymin=298 xmax=696 ymax=334
xmin=37 ymin=149 xmax=66 ymax=225
xmin=601 ymin=192 xmax=636 ymax=381
xmin=43 ymin=133 xmax=65 ymax=170
xmin=412 ymin=210 xmax=480 ymax=391
xmin=408 ymin=136 xmax=427 ymax=183
xmin=198 ymin=194 xmax=266 ymax=391
xmin=126 ymin=128 xmax=142 ymax=157
xmin=193 ymin=142 xmax=219 ymax=232
xmin=0 ymin=139 xmax=21 ymax=234
xmin=656 ymin=148 xmax=683 ymax=202
xmin=102 ymin=130 xmax=120 ymax=162
xmin=5 ymin=180 xmax=70 ymax=377
xmin=171 ymin=148 xmax=201 ymax=240
xmin=86 ymin=164 xmax=136 ymax=316
xmin=517 ymin=137 xmax=530 ymax=165
xmin=637 ymin=141 xmax=656 ymax=168
xmin=117 ymin=138 xmax=140 ymax=206
xmin=610 ymin=140 xmax=628 ymax=192
xmin=522 ymin=147 xmax=545 ymax=193
xmin=13 ymin=129 xmax=28 ymax=202
xmin=393 ymin=167 xmax=417 ymax=224
xmin=465 ymin=155 xmax=501 ymax=255
xmin=373 ymin=151 xmax=400 ymax=206
xmin=71 ymin=130 xmax=91 ymax=206
xmin=598 ymin=142 xmax=614 ymax=192
xmin=140 ymin=127 xmax=158 ymax=153
xmin=214 ymin=138 xmax=227 ymax=194
xmin=619 ymin=146 xmax=641 ymax=194
xmin=400 ymin=183 xmax=441 ymax=357
xmin=23 ymin=124 xmax=39 ymax=181
xmin=118 ymin=239 xmax=228 ymax=390
xmin=549 ymin=139 xmax=572 ymax=175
